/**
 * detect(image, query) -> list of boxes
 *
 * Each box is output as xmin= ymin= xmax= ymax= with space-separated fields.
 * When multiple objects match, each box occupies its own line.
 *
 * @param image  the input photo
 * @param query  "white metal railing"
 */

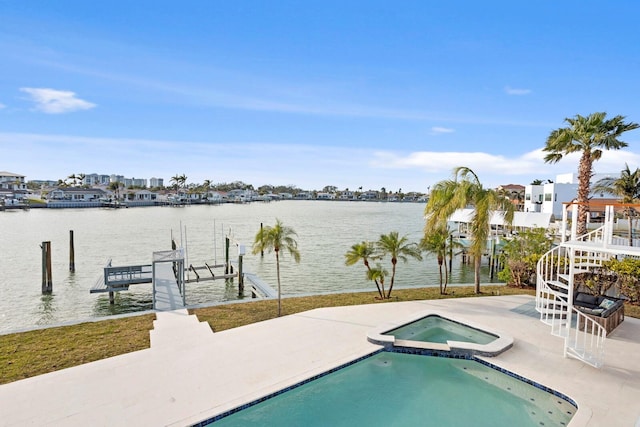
xmin=536 ymin=245 xmax=571 ymax=337
xmin=565 ymin=307 xmax=607 ymax=368
xmin=536 ymin=240 xmax=607 ymax=367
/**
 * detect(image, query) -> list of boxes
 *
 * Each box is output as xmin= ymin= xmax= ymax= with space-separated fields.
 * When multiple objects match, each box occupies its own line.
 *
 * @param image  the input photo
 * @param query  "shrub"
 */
xmin=602 ymin=258 xmax=640 ymax=304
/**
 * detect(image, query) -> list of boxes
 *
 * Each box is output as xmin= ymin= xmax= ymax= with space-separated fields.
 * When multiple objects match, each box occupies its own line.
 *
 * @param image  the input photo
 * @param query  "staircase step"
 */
xmin=149 ymin=309 xmax=214 ymax=349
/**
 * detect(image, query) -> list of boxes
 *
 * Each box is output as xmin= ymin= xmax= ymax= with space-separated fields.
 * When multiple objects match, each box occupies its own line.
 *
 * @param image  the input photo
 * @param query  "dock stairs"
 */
xmin=150 ymin=309 xmax=213 ymax=350
xmin=536 ymin=204 xmax=635 ymax=368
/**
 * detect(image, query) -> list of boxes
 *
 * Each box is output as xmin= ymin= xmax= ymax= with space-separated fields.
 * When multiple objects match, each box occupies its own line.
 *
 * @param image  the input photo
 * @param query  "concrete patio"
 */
xmin=0 ymin=295 xmax=638 ymax=426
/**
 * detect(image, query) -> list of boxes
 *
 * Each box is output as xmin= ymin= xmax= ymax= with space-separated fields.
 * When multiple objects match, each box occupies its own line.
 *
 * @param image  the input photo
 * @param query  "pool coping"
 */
xmin=2 ymin=295 xmax=639 ymax=426
xmin=366 ymin=309 xmax=514 ymax=357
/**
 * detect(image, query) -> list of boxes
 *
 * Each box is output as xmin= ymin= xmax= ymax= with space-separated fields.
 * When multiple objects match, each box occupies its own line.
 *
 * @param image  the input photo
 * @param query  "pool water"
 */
xmin=201 ymin=352 xmax=575 ymax=426
xmin=385 ymin=315 xmax=498 ymax=345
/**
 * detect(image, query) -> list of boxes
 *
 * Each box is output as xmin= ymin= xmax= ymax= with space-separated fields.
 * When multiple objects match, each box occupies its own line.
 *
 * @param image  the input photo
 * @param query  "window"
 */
xmin=544 ymin=193 xmax=552 ymax=201
xmin=525 ymin=194 xmax=531 ymax=200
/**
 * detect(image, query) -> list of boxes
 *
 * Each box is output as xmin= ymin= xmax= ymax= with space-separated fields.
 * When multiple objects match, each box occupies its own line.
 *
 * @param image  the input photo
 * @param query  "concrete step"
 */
xmin=149 ymin=309 xmax=213 ymax=349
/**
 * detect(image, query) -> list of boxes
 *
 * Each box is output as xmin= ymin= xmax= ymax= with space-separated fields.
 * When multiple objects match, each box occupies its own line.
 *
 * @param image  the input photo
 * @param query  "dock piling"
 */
xmin=260 ymin=223 xmax=264 ymax=256
xmin=238 ymin=245 xmax=245 ymax=297
xmin=225 ymin=237 xmax=230 ymax=274
xmin=69 ymin=230 xmax=75 ymax=273
xmin=41 ymin=241 xmax=52 ymax=293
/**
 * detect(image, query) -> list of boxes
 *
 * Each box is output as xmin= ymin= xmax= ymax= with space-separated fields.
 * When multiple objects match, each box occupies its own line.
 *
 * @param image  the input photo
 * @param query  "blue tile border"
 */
xmin=192 ymin=347 xmax=577 ymax=426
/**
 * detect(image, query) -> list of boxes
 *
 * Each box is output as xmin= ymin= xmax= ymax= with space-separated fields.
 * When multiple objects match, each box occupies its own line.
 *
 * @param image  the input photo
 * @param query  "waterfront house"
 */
xmin=203 ymin=191 xmax=223 ymax=203
xmin=339 ymin=190 xmax=355 ymax=200
xmin=0 ymin=171 xmax=27 ymax=192
xmin=359 ymin=191 xmax=378 ymax=200
xmin=294 ymin=192 xmax=313 ymax=200
xmin=48 ymin=187 xmax=107 ymax=201
xmin=133 ymin=190 xmax=157 ymax=201
xmin=0 ymin=171 xmax=29 ymax=202
xmin=316 ymin=192 xmax=336 ymax=200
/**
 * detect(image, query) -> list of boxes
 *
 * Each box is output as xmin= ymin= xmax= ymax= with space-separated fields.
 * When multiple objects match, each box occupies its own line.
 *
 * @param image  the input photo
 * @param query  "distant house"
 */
xmin=48 ymin=187 xmax=107 ymax=201
xmin=497 ymin=184 xmax=525 ymax=211
xmin=133 ymin=190 xmax=157 ymax=201
xmin=294 ymin=192 xmax=312 ymax=200
xmin=0 ymin=171 xmax=29 ymax=201
xmin=0 ymin=171 xmax=27 ymax=191
xmin=339 ymin=191 xmax=355 ymax=200
xmin=203 ymin=191 xmax=223 ymax=203
xmin=359 ymin=191 xmax=378 ymax=200
xmin=524 ymin=173 xmax=616 ymax=219
xmin=316 ymin=192 xmax=335 ymax=200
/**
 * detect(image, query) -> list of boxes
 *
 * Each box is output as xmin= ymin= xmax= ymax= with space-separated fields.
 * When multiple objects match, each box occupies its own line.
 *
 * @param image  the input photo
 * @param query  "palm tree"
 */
xmin=593 ymin=163 xmax=640 ymax=246
xmin=543 ymin=112 xmax=639 ymax=235
xmin=367 ymin=263 xmax=388 ymax=297
xmin=425 ymin=166 xmax=514 ymax=294
xmin=377 ymin=231 xmax=422 ymax=298
xmin=108 ymin=181 xmax=124 ymax=201
xmin=170 ymin=175 xmax=181 ymax=192
xmin=345 ymin=241 xmax=384 ymax=299
xmin=252 ymin=219 xmax=301 ymax=316
xmin=67 ymin=174 xmax=78 ymax=186
xmin=421 ymin=225 xmax=462 ymax=294
xmin=108 ymin=181 xmax=122 ymax=201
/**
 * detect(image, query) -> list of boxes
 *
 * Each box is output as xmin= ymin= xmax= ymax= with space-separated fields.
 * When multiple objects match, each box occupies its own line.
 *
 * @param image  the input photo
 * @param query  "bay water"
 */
xmin=0 ymin=201 xmax=498 ymax=333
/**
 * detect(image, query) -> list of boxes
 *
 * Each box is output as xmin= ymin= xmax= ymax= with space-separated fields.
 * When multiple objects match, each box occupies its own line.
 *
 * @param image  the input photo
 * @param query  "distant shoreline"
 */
xmin=11 ymin=198 xmax=427 ymax=210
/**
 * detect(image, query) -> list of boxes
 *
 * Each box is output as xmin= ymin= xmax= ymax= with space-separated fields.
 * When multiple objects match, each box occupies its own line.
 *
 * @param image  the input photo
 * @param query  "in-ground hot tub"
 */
xmin=368 ymin=311 xmax=513 ymax=356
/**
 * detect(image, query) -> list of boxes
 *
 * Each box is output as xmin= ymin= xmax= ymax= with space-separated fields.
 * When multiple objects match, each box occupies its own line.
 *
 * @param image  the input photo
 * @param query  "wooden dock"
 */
xmin=91 ymin=255 xmax=274 ymax=308
xmin=153 ymin=262 xmax=185 ymax=311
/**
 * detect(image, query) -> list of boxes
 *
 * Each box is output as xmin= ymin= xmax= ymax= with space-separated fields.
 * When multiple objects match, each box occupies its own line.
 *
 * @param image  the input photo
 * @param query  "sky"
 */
xmin=2 ymin=1 xmax=640 ymax=193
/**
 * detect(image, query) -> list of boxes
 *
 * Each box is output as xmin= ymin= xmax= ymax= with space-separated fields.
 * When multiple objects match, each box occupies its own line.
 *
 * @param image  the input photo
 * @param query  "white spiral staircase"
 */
xmin=535 ymin=204 xmax=633 ymax=368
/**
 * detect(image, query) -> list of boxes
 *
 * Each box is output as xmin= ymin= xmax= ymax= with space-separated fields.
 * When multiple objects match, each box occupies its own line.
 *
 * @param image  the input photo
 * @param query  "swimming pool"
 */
xmin=195 ymin=351 xmax=576 ymax=426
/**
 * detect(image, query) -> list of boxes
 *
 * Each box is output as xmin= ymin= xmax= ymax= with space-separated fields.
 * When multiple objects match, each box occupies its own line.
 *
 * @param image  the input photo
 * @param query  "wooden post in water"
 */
xmin=41 ymin=241 xmax=53 ymax=293
xmin=225 ymin=237 xmax=230 ymax=274
xmin=69 ymin=230 xmax=75 ymax=273
xmin=260 ymin=223 xmax=264 ymax=257
xmin=238 ymin=245 xmax=245 ymax=297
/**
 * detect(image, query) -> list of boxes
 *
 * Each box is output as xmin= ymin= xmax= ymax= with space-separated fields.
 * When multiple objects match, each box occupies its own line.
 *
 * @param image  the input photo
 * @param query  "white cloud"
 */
xmin=0 ymin=102 xmax=6 ymax=109
xmin=431 ymin=126 xmax=454 ymax=134
xmin=504 ymin=86 xmax=532 ymax=96
xmin=20 ymin=88 xmax=96 ymax=114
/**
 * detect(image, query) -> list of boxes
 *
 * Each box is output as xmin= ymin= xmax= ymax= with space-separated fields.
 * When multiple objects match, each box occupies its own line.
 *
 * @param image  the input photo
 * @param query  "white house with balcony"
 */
xmin=0 ymin=171 xmax=26 ymax=190
xmin=0 ymin=171 xmax=28 ymax=201
xmin=524 ymin=173 xmax=617 ymax=219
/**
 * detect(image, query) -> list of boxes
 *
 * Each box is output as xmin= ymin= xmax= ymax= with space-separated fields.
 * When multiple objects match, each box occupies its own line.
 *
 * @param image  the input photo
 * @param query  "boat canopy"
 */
xmin=448 ymin=209 xmax=553 ymax=229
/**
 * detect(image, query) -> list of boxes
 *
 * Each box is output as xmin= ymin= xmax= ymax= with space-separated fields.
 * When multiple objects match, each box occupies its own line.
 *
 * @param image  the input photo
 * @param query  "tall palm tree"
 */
xmin=592 ymin=163 xmax=640 ymax=246
xmin=377 ymin=231 xmax=422 ymax=298
xmin=252 ymin=219 xmax=301 ymax=316
xmin=543 ymin=112 xmax=639 ymax=235
xmin=425 ymin=166 xmax=514 ymax=294
xmin=345 ymin=241 xmax=384 ymax=299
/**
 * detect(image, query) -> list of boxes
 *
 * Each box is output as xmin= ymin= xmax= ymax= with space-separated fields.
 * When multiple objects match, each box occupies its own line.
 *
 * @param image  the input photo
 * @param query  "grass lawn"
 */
xmin=1 ymin=285 xmax=637 ymax=385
